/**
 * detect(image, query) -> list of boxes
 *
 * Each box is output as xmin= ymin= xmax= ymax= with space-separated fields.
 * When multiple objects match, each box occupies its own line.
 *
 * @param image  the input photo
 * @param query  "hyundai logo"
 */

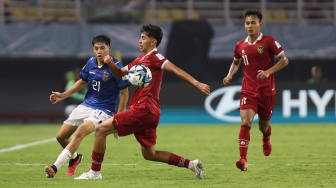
xmin=204 ymin=86 xmax=258 ymax=123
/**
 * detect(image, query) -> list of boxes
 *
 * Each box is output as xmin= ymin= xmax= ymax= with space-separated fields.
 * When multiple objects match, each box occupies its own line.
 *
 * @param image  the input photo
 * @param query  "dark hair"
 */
xmin=92 ymin=35 xmax=111 ymax=46
xmin=244 ymin=9 xmax=263 ymax=22
xmin=141 ymin=24 xmax=163 ymax=47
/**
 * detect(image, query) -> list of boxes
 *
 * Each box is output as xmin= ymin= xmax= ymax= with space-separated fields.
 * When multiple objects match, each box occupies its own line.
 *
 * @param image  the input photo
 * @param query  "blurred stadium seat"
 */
xmin=1 ymin=0 xmax=335 ymax=25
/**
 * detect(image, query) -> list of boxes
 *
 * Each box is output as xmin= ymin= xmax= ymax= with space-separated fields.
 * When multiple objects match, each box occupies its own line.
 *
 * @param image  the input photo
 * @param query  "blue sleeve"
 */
xmin=79 ymin=59 xmax=92 ymax=82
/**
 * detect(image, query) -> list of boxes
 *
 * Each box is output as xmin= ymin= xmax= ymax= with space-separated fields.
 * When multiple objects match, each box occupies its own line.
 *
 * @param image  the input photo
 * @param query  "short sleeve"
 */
xmin=268 ymin=37 xmax=284 ymax=57
xmin=79 ymin=58 xmax=92 ymax=82
xmin=233 ymin=42 xmax=242 ymax=60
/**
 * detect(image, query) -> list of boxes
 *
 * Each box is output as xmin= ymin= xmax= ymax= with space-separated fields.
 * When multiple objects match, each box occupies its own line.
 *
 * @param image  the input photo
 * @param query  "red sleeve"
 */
xmin=268 ymin=36 xmax=284 ymax=56
xmin=233 ymin=41 xmax=242 ymax=59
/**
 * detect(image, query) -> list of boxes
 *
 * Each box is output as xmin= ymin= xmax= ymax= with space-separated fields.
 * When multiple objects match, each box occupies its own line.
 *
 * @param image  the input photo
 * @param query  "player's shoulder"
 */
xmin=86 ymin=57 xmax=97 ymax=65
xmin=150 ymin=51 xmax=166 ymax=61
xmin=82 ymin=57 xmax=97 ymax=70
xmin=236 ymin=39 xmax=245 ymax=45
xmin=261 ymin=34 xmax=276 ymax=41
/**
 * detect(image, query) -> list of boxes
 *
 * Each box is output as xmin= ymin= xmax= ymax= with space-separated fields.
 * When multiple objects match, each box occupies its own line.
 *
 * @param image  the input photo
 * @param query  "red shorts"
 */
xmin=112 ymin=105 xmax=160 ymax=147
xmin=239 ymin=93 xmax=275 ymax=121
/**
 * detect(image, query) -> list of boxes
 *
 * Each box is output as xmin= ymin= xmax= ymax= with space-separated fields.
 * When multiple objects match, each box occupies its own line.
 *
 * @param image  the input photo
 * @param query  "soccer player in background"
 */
xmin=223 ymin=9 xmax=289 ymax=171
xmin=74 ymin=24 xmax=210 ymax=180
xmin=44 ymin=35 xmax=129 ymax=178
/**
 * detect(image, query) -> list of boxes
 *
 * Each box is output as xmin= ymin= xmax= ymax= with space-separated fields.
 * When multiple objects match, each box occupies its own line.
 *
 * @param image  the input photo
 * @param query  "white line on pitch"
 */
xmin=0 ymin=138 xmax=56 ymax=153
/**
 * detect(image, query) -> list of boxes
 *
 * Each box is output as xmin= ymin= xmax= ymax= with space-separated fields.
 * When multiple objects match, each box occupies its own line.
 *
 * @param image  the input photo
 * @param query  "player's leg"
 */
xmin=45 ymin=122 xmax=90 ymax=178
xmin=64 ymin=120 xmax=95 ymax=176
xmin=45 ymin=123 xmax=77 ymax=178
xmin=257 ymin=95 xmax=275 ymax=156
xmin=236 ymin=108 xmax=256 ymax=171
xmin=258 ymin=118 xmax=272 ymax=156
xmin=135 ymin=110 xmax=205 ymax=179
xmin=66 ymin=110 xmax=111 ymax=176
xmin=55 ymin=123 xmax=77 ymax=148
xmin=44 ymin=105 xmax=91 ymax=178
xmin=74 ymin=117 xmax=116 ymax=180
xmin=140 ymin=145 xmax=206 ymax=179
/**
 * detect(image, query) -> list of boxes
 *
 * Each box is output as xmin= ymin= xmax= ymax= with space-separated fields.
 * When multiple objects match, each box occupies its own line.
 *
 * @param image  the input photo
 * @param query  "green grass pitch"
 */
xmin=0 ymin=123 xmax=335 ymax=188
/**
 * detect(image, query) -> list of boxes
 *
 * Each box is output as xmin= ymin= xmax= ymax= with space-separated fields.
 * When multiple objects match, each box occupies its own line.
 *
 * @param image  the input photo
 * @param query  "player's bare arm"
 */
xmin=164 ymin=61 xmax=210 ymax=95
xmin=104 ymin=55 xmax=128 ymax=78
xmin=50 ymin=79 xmax=87 ymax=104
xmin=117 ymin=88 xmax=128 ymax=113
xmin=256 ymin=53 xmax=289 ymax=79
xmin=223 ymin=58 xmax=241 ymax=85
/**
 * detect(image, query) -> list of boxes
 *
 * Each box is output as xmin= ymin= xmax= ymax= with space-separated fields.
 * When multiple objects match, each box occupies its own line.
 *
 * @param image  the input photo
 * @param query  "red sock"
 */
xmin=91 ymin=150 xmax=105 ymax=171
xmin=263 ymin=125 xmax=272 ymax=139
xmin=168 ymin=153 xmax=190 ymax=168
xmin=238 ymin=125 xmax=251 ymax=160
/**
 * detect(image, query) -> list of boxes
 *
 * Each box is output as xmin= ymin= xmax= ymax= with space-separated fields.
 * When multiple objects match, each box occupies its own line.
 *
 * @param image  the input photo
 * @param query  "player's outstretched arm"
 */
xmin=164 ymin=61 xmax=210 ymax=95
xmin=104 ymin=55 xmax=128 ymax=78
xmin=50 ymin=79 xmax=87 ymax=104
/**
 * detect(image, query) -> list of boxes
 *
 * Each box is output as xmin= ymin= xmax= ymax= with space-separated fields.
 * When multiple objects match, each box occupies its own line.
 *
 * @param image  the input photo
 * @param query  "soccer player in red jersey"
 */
xmin=75 ymin=24 xmax=210 ymax=180
xmin=223 ymin=10 xmax=289 ymax=171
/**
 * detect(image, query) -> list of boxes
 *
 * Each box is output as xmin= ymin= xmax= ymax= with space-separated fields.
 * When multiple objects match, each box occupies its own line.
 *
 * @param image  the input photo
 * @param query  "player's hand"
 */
xmin=114 ymin=133 xmax=119 ymax=139
xmin=104 ymin=55 xmax=113 ymax=64
xmin=197 ymin=82 xmax=210 ymax=95
xmin=257 ymin=70 xmax=269 ymax=79
xmin=50 ymin=91 xmax=64 ymax=104
xmin=223 ymin=75 xmax=232 ymax=85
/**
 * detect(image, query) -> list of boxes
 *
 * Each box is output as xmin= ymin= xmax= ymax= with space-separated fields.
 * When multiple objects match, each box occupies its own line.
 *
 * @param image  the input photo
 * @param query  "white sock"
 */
xmin=71 ymin=152 xmax=78 ymax=160
xmin=89 ymin=169 xmax=100 ymax=175
xmin=188 ymin=160 xmax=195 ymax=170
xmin=53 ymin=149 xmax=72 ymax=170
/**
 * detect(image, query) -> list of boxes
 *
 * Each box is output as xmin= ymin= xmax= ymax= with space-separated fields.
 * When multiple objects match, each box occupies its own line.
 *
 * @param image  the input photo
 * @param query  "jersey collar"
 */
xmin=244 ymin=33 xmax=263 ymax=45
xmin=146 ymin=48 xmax=158 ymax=55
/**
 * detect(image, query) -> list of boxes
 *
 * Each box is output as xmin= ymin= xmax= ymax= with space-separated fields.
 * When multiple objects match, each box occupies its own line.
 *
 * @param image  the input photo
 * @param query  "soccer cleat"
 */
xmin=44 ymin=165 xmax=57 ymax=178
xmin=236 ymin=158 xmax=248 ymax=171
xmin=74 ymin=172 xmax=102 ymax=180
xmin=190 ymin=159 xmax=206 ymax=179
xmin=262 ymin=137 xmax=272 ymax=156
xmin=66 ymin=154 xmax=83 ymax=176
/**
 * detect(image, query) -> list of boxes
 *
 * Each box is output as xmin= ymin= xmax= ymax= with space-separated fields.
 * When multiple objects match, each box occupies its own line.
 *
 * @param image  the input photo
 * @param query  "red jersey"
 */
xmin=127 ymin=48 xmax=168 ymax=115
xmin=234 ymin=33 xmax=284 ymax=97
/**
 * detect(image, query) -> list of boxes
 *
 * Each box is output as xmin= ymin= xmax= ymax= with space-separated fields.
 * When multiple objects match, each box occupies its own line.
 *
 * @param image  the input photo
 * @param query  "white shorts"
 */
xmin=64 ymin=105 xmax=111 ymax=127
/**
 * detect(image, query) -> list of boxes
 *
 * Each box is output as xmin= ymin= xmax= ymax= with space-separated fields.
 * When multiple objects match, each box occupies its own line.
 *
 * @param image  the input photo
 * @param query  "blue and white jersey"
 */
xmin=79 ymin=57 xmax=130 ymax=115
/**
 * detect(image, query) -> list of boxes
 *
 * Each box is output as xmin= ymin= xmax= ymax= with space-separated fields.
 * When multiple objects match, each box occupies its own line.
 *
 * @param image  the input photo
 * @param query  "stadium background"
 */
xmin=0 ymin=0 xmax=335 ymax=124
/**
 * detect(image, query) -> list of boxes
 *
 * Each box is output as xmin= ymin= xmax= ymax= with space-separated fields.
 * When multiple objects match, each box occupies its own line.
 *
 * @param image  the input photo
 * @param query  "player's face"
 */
xmin=139 ymin=32 xmax=156 ymax=53
xmin=93 ymin=42 xmax=111 ymax=63
xmin=244 ymin=15 xmax=262 ymax=36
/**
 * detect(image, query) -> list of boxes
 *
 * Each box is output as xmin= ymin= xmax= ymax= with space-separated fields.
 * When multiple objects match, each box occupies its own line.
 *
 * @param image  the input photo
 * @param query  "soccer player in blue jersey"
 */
xmin=44 ymin=35 xmax=130 ymax=178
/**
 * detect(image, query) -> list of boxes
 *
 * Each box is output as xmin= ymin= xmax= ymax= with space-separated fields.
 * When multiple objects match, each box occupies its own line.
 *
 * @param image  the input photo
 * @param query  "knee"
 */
xmin=94 ymin=125 xmax=108 ymax=139
xmin=142 ymin=151 xmax=155 ymax=161
xmin=258 ymin=120 xmax=269 ymax=131
xmin=55 ymin=133 xmax=67 ymax=143
xmin=72 ymin=131 xmax=85 ymax=141
xmin=241 ymin=119 xmax=253 ymax=127
xmin=258 ymin=124 xmax=269 ymax=132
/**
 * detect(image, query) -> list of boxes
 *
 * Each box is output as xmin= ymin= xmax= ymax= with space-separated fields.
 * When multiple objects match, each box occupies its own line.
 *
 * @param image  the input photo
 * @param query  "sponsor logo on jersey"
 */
xmin=257 ymin=46 xmax=264 ymax=54
xmin=275 ymin=41 xmax=282 ymax=48
xmin=156 ymin=53 xmax=165 ymax=60
xmin=102 ymin=71 xmax=109 ymax=82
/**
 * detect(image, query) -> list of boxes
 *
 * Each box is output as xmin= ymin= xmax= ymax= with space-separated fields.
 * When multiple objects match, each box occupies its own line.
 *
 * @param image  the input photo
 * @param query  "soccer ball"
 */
xmin=127 ymin=64 xmax=152 ymax=88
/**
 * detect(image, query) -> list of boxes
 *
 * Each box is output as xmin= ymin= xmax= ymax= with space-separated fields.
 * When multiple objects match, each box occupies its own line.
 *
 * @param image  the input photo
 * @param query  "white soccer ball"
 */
xmin=127 ymin=64 xmax=152 ymax=88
